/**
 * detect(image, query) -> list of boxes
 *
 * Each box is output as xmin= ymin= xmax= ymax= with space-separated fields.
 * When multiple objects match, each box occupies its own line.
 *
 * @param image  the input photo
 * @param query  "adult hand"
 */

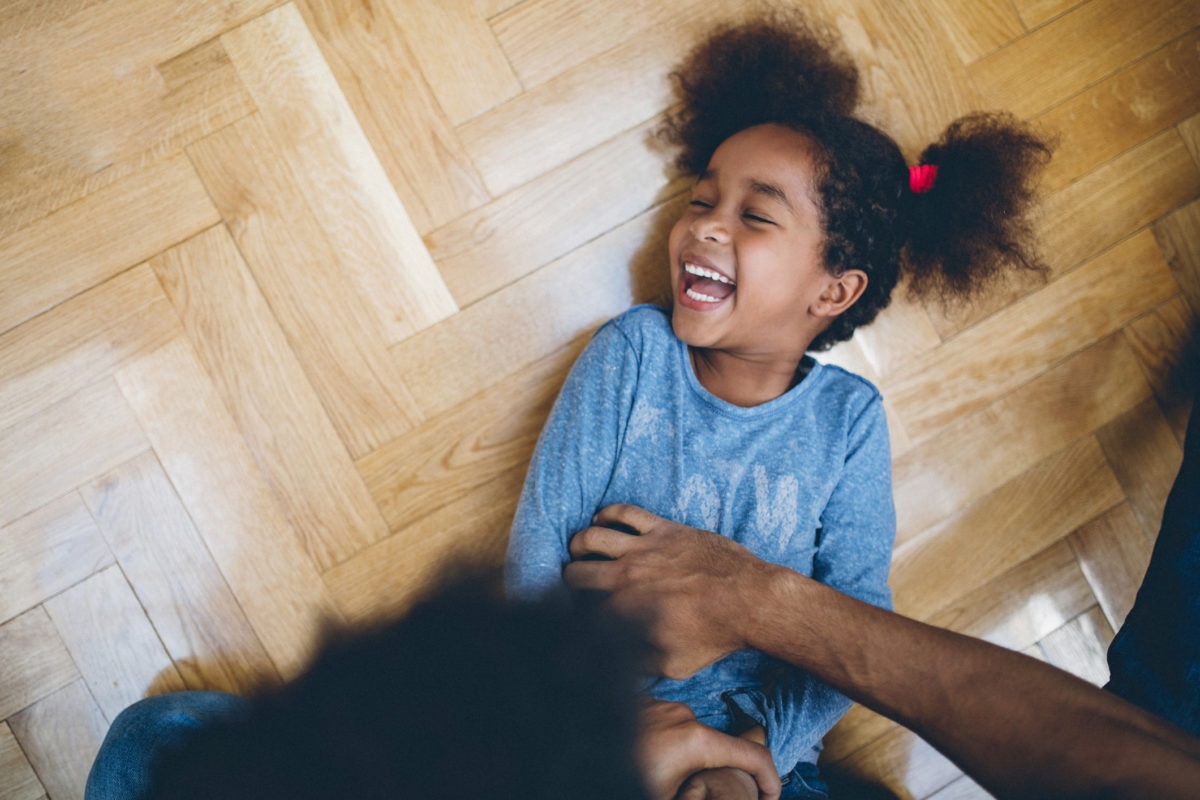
xmin=564 ymin=504 xmax=780 ymax=679
xmin=637 ymin=700 xmax=780 ymax=800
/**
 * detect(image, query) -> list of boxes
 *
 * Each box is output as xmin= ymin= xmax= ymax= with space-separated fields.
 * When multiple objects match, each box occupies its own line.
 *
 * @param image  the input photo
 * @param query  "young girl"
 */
xmin=505 ymin=15 xmax=1051 ymax=800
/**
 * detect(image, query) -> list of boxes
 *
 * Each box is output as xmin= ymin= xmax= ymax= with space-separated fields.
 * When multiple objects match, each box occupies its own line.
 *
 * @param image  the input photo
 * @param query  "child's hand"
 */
xmin=676 ymin=767 xmax=760 ymax=800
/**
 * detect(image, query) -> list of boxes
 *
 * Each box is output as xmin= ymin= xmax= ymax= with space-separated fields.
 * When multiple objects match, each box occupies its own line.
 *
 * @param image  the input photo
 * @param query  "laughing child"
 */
xmin=505 ymin=15 xmax=1051 ymax=800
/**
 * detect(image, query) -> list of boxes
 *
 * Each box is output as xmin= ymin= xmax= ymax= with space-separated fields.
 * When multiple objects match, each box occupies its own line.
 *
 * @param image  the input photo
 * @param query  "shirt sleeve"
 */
xmin=728 ymin=395 xmax=896 ymax=774
xmin=504 ymin=320 xmax=642 ymax=601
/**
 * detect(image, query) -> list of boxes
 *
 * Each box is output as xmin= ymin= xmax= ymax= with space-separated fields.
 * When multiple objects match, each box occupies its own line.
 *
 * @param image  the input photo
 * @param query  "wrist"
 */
xmin=743 ymin=563 xmax=816 ymax=656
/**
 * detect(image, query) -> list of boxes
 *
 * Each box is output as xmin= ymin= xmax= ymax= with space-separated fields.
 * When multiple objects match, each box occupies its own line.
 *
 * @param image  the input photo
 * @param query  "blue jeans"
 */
xmin=85 ymin=691 xmax=249 ymax=800
xmin=1105 ymin=396 xmax=1200 ymax=736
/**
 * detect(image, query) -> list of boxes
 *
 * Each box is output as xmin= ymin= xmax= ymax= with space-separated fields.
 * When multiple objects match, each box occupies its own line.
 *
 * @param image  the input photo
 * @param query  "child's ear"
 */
xmin=813 ymin=270 xmax=868 ymax=318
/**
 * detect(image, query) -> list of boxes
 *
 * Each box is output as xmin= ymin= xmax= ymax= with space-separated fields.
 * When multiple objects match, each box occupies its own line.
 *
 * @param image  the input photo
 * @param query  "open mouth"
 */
xmin=682 ymin=262 xmax=736 ymax=304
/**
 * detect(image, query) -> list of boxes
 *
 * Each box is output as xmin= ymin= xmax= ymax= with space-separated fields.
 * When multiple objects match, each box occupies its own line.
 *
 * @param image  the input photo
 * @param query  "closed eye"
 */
xmin=743 ymin=212 xmax=775 ymax=225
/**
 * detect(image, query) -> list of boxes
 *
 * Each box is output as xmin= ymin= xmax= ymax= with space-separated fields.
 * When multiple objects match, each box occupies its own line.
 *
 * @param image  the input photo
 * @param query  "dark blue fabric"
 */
xmin=1106 ymin=398 xmax=1200 ymax=736
xmin=85 ymin=691 xmax=250 ymax=800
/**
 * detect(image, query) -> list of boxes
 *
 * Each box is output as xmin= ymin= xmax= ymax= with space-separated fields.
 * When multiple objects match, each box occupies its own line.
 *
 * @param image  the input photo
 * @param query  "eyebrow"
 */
xmin=698 ymin=169 xmax=796 ymax=212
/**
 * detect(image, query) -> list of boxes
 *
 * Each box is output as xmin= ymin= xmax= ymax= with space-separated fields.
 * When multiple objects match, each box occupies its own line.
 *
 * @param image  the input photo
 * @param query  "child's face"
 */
xmin=668 ymin=124 xmax=847 ymax=362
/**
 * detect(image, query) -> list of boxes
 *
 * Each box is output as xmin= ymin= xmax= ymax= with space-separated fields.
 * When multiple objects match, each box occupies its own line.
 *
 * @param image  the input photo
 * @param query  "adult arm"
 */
xmin=724 ymin=396 xmax=895 ymax=773
xmin=565 ymin=505 xmax=1200 ymax=800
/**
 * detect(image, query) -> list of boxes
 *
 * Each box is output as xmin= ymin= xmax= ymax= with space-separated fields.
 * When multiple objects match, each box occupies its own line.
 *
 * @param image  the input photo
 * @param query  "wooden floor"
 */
xmin=2 ymin=0 xmax=1198 ymax=797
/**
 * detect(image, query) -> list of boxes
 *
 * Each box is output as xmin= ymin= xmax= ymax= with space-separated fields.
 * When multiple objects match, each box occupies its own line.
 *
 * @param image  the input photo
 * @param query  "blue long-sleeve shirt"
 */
xmin=505 ymin=305 xmax=895 ymax=775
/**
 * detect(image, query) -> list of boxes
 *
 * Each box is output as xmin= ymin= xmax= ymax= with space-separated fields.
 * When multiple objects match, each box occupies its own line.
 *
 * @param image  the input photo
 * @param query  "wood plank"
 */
xmin=461 ymin=1 xmax=714 ymax=197
xmin=1095 ymin=398 xmax=1185 ymax=539
xmin=850 ymin=282 xmax=943 ymax=381
xmin=1180 ymin=111 xmax=1200 ymax=163
xmin=891 ymin=436 xmax=1123 ymax=621
xmin=82 ymin=453 xmax=280 ymax=694
xmin=924 ymin=774 xmax=993 ymax=800
xmin=429 ymin=117 xmax=686 ymax=307
xmin=151 ymin=226 xmax=388 ymax=570
xmin=1034 ymin=605 xmax=1114 ymax=686
xmin=221 ymin=3 xmax=457 ymax=344
xmin=1068 ymin=503 xmax=1154 ymax=632
xmin=928 ymin=130 xmax=1200 ymax=339
xmin=1038 ymin=30 xmax=1200 ymax=193
xmin=187 ymin=113 xmax=424 ymax=459
xmin=298 ymin=0 xmax=490 ymax=233
xmin=892 ymin=335 xmax=1151 ymax=542
xmin=115 ymin=337 xmax=341 ymax=677
xmin=0 ymin=495 xmax=113 ymax=626
xmin=0 ymin=379 xmax=149 ymax=528
xmin=0 ymin=2 xmax=261 ymax=240
xmin=918 ymin=0 xmax=1025 ymax=65
xmin=969 ymin=0 xmax=1200 ymax=118
xmin=7 ymin=681 xmax=108 ymax=800
xmin=826 ymin=538 xmax=1095 ymax=767
xmin=830 ymin=724 xmax=963 ymax=800
xmin=44 ymin=566 xmax=187 ymax=722
xmin=360 ymin=342 xmax=579 ymax=532
xmin=0 ymin=722 xmax=44 ymax=800
xmin=324 ymin=468 xmax=523 ymax=623
xmin=1123 ymin=295 xmax=1198 ymax=441
xmin=399 ymin=192 xmax=683 ymax=416
xmin=379 ymin=0 xmax=520 ymax=124
xmin=0 ymin=154 xmax=218 ymax=335
xmin=0 ymin=609 xmax=78 ymax=721
xmin=1039 ymin=131 xmax=1200 ymax=274
xmin=0 ymin=265 xmax=177 ymax=433
xmin=1012 ymin=0 xmax=1086 ymax=29
xmin=926 ymin=539 xmax=1096 ymax=652
xmin=886 ymin=230 xmax=1180 ymax=442
xmin=1154 ymin=198 xmax=1200 ymax=316
xmin=492 ymin=0 xmax=707 ymax=89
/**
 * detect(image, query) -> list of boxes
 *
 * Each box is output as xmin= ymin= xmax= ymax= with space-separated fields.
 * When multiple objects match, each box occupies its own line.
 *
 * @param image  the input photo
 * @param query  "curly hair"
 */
xmin=661 ymin=16 xmax=1053 ymax=351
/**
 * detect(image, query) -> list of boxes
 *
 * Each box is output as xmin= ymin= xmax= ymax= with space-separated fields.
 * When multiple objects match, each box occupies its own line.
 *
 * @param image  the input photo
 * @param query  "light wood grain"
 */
xmin=0 ymin=721 xmax=44 ymax=800
xmin=150 ymin=223 xmax=389 ymax=570
xmin=5 ymin=4 xmax=1200 ymax=795
xmin=0 ymin=610 xmax=78 ymax=721
xmin=1035 ymin=605 xmax=1114 ymax=686
xmin=187 ymin=113 xmax=424 ymax=458
xmin=8 ymin=681 xmax=108 ymax=800
xmin=221 ymin=3 xmax=457 ymax=343
xmin=115 ymin=337 xmax=340 ymax=677
xmin=1069 ymin=503 xmax=1154 ymax=632
xmin=0 ymin=496 xmax=113 ymax=626
xmin=82 ymin=453 xmax=280 ymax=694
xmin=892 ymin=436 xmax=1123 ymax=621
xmin=969 ymin=0 xmax=1200 ymax=117
xmin=0 ymin=154 xmax=216 ymax=335
xmin=298 ymin=0 xmax=491 ymax=233
xmin=44 ymin=566 xmax=187 ymax=722
xmin=0 ymin=265 xmax=177 ymax=434
xmin=0 ymin=380 xmax=149 ymax=529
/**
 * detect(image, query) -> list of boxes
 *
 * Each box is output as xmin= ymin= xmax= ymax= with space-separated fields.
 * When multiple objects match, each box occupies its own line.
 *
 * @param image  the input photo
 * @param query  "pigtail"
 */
xmin=903 ymin=112 xmax=1054 ymax=301
xmin=661 ymin=14 xmax=859 ymax=175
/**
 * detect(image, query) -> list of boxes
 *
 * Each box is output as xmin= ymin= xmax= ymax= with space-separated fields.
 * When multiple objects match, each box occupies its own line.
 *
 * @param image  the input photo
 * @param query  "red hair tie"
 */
xmin=909 ymin=164 xmax=938 ymax=194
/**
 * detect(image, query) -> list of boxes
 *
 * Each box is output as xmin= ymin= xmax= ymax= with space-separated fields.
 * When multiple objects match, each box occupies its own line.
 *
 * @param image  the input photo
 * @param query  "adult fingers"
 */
xmin=591 ymin=503 xmax=668 ymax=534
xmin=567 ymin=523 xmax=643 ymax=561
xmin=718 ymin=739 xmax=781 ymax=800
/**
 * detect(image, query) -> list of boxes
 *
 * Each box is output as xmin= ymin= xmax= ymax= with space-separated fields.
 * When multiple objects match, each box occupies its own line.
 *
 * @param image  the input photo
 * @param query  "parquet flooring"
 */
xmin=2 ymin=1 xmax=1197 ymax=797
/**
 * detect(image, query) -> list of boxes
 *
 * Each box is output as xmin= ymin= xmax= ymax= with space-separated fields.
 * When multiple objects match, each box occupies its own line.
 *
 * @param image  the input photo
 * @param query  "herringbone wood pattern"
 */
xmin=2 ymin=1 xmax=1198 ymax=797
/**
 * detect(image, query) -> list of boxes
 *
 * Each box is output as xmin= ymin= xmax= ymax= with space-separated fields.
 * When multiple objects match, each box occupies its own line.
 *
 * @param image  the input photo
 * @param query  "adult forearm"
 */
xmin=752 ymin=566 xmax=1200 ymax=799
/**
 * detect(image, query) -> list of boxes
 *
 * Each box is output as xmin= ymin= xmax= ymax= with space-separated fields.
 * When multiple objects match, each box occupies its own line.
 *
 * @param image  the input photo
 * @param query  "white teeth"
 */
xmin=684 ymin=263 xmax=734 ymax=285
xmin=685 ymin=287 xmax=721 ymax=303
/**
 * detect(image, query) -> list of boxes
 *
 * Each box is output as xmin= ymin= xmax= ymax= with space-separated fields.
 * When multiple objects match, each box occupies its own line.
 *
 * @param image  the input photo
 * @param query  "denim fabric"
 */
xmin=1106 ymin=397 xmax=1200 ymax=736
xmin=781 ymin=760 xmax=830 ymax=799
xmin=85 ymin=691 xmax=250 ymax=800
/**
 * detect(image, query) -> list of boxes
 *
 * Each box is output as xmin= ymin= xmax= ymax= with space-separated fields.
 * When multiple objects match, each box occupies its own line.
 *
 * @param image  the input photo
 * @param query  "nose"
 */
xmin=689 ymin=207 xmax=729 ymax=243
